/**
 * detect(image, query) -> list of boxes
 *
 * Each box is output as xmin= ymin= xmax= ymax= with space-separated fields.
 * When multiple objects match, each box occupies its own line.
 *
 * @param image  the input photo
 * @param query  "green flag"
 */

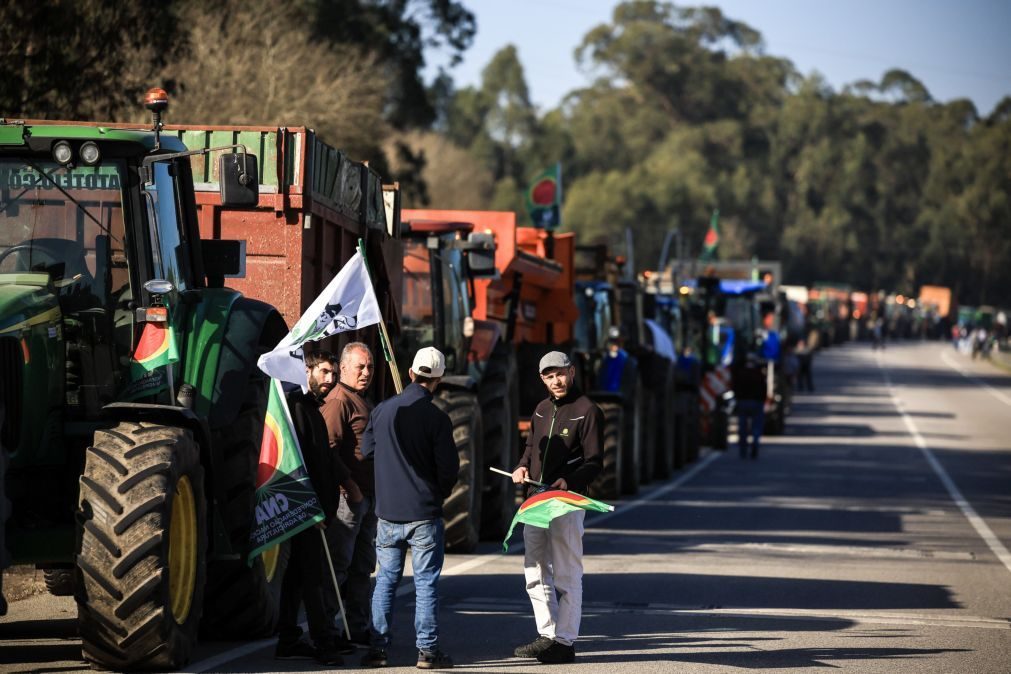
xmin=525 ymin=164 xmax=562 ymax=230
xmin=700 ymin=209 xmax=720 ymax=261
xmin=503 ymin=489 xmax=613 ymax=551
xmin=248 ymin=378 xmax=326 ymax=563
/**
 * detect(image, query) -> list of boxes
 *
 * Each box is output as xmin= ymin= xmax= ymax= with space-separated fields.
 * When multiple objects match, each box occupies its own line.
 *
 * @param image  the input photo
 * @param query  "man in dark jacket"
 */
xmin=511 ymin=351 xmax=603 ymax=665
xmin=276 ymin=351 xmax=354 ymax=665
xmin=732 ymin=351 xmax=767 ymax=459
xmin=360 ymin=346 xmax=458 ymax=669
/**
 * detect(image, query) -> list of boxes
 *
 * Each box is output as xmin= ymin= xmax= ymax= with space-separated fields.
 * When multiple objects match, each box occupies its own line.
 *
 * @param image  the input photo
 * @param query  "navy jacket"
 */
xmin=361 ymin=382 xmax=459 ymax=522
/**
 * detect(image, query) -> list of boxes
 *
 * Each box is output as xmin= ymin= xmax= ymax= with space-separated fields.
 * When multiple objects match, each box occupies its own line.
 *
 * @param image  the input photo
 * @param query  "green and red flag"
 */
xmin=248 ymin=378 xmax=326 ymax=563
xmin=130 ymin=307 xmax=179 ymax=372
xmin=700 ymin=209 xmax=720 ymax=261
xmin=525 ymin=163 xmax=562 ymax=230
xmin=503 ymin=489 xmax=613 ymax=551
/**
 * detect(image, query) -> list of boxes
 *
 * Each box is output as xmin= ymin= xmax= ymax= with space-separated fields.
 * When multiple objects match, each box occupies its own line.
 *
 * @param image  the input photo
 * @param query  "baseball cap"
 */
xmin=411 ymin=346 xmax=446 ymax=378
xmin=538 ymin=350 xmax=572 ymax=374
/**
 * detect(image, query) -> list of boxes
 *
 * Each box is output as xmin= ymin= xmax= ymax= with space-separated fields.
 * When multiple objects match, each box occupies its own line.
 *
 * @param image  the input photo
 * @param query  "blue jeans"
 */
xmin=370 ymin=518 xmax=445 ymax=652
xmin=736 ymin=398 xmax=765 ymax=457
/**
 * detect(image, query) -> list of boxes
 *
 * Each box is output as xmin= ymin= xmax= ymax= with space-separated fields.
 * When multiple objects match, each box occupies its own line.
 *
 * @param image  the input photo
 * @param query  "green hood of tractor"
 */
xmin=0 ymin=274 xmax=60 ymax=336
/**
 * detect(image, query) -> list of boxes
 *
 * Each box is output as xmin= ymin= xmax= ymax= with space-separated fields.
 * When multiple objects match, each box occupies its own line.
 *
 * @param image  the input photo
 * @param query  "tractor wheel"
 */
xmin=654 ymin=371 xmax=676 ymax=480
xmin=588 ymin=401 xmax=623 ymax=500
xmin=479 ymin=344 xmax=520 ymax=539
xmin=44 ymin=567 xmax=76 ymax=596
xmin=639 ymin=391 xmax=657 ymax=485
xmin=76 ymin=422 xmax=207 ymax=671
xmin=437 ymin=390 xmax=483 ymax=553
xmin=0 ymin=407 xmax=8 ymax=616
xmin=620 ymin=374 xmax=643 ymax=495
xmin=712 ymin=409 xmax=729 ymax=450
xmin=200 ymin=373 xmax=288 ymax=640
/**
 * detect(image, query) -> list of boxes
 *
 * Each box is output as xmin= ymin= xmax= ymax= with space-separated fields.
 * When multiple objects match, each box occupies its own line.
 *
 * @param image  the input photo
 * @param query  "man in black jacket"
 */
xmin=275 ymin=351 xmax=354 ymax=665
xmin=360 ymin=346 xmax=458 ymax=669
xmin=511 ymin=351 xmax=603 ymax=665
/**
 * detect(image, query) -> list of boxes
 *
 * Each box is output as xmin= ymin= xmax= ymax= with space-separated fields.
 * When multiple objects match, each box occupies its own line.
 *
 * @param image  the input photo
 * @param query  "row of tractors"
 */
xmin=0 ymin=97 xmax=789 ymax=670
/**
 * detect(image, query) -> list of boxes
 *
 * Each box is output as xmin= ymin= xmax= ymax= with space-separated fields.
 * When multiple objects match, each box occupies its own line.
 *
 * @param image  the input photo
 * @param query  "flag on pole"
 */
xmin=525 ymin=163 xmax=562 ymax=230
xmin=503 ymin=489 xmax=613 ymax=551
xmin=248 ymin=379 xmax=326 ymax=563
xmin=700 ymin=209 xmax=720 ymax=261
xmin=258 ymin=251 xmax=382 ymax=388
xmin=130 ymin=308 xmax=179 ymax=372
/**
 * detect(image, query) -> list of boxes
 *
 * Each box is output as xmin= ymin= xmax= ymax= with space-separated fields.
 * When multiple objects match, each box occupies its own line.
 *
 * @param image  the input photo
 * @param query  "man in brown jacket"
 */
xmin=320 ymin=342 xmax=375 ymax=647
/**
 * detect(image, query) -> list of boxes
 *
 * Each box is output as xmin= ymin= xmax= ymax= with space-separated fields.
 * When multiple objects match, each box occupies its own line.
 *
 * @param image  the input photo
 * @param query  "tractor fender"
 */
xmin=439 ymin=375 xmax=477 ymax=393
xmin=204 ymin=297 xmax=287 ymax=430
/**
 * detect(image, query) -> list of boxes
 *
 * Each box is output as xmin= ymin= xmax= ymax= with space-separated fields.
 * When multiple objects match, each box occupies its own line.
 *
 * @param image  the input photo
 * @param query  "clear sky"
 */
xmin=429 ymin=0 xmax=1011 ymax=116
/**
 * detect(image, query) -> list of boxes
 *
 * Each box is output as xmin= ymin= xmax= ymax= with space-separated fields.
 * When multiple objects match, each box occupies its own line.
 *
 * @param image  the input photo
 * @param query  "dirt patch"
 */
xmin=4 ymin=565 xmax=50 ymax=603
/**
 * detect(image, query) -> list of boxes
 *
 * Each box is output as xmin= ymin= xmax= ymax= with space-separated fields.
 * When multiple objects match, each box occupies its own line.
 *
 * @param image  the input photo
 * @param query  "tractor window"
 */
xmin=144 ymin=161 xmax=192 ymax=291
xmin=440 ymin=248 xmax=467 ymax=365
xmin=0 ymin=159 xmax=130 ymax=310
xmin=400 ymin=240 xmax=435 ymax=367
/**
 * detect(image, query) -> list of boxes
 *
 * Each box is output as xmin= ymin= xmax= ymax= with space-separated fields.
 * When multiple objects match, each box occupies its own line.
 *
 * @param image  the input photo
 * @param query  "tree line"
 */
xmin=2 ymin=1 xmax=1007 ymax=305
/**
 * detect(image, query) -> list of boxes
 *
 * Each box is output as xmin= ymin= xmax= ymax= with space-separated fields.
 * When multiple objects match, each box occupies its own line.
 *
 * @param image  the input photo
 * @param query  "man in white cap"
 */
xmin=511 ymin=350 xmax=603 ymax=665
xmin=360 ymin=346 xmax=458 ymax=669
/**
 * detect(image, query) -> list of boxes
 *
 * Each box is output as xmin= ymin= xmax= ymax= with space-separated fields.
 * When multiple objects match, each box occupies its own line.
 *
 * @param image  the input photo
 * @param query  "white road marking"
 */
xmin=878 ymin=353 xmax=1011 ymax=576
xmin=188 ymin=451 xmax=722 ymax=671
xmin=940 ymin=349 xmax=1011 ymax=407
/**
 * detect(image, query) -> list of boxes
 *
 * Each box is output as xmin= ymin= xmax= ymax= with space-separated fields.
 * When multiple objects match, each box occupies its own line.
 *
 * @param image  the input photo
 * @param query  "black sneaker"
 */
xmin=416 ymin=649 xmax=454 ymax=669
xmin=361 ymin=648 xmax=388 ymax=668
xmin=514 ymin=635 xmax=554 ymax=657
xmin=328 ymin=636 xmax=357 ymax=655
xmin=349 ymin=630 xmax=372 ymax=647
xmin=275 ymin=638 xmax=317 ymax=660
xmin=536 ymin=641 xmax=575 ymax=664
xmin=315 ymin=646 xmax=344 ymax=666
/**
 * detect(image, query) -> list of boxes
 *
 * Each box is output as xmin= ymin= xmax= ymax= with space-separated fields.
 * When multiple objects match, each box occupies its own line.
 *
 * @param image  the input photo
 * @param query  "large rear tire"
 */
xmin=479 ymin=344 xmax=520 ymax=540
xmin=437 ymin=390 xmax=483 ymax=553
xmin=76 ymin=422 xmax=207 ymax=671
xmin=620 ymin=372 xmax=643 ymax=495
xmin=44 ymin=567 xmax=76 ymax=596
xmin=200 ymin=372 xmax=289 ymax=640
xmin=588 ymin=401 xmax=622 ymax=500
xmin=654 ymin=368 xmax=676 ymax=480
xmin=0 ymin=400 xmax=8 ymax=616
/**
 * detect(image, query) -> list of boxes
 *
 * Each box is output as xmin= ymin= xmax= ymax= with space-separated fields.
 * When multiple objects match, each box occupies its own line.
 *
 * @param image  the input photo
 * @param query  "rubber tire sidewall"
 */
xmin=436 ymin=390 xmax=483 ymax=553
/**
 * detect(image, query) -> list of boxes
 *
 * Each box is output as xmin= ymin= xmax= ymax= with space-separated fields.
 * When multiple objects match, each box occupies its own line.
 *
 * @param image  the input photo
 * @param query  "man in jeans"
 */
xmin=360 ymin=346 xmax=458 ymax=669
xmin=512 ymin=351 xmax=603 ymax=665
xmin=320 ymin=342 xmax=374 ymax=648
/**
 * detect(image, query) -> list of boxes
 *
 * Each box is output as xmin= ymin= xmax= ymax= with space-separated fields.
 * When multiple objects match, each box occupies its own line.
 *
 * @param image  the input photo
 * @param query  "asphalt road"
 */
xmin=2 ymin=340 xmax=1010 ymax=673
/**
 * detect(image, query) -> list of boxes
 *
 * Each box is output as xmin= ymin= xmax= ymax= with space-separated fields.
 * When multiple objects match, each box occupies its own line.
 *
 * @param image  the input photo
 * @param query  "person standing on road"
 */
xmin=732 ymin=351 xmax=766 ymax=459
xmin=511 ymin=351 xmax=603 ymax=665
xmin=359 ymin=346 xmax=458 ymax=670
xmin=320 ymin=342 xmax=376 ymax=648
xmin=275 ymin=350 xmax=353 ymax=666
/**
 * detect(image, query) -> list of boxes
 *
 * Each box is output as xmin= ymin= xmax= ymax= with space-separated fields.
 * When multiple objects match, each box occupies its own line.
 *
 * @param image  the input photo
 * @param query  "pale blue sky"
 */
xmin=429 ymin=0 xmax=1011 ymax=116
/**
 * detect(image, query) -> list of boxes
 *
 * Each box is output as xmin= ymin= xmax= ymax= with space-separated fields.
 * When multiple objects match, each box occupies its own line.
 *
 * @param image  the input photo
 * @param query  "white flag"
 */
xmin=258 ymin=251 xmax=382 ymax=387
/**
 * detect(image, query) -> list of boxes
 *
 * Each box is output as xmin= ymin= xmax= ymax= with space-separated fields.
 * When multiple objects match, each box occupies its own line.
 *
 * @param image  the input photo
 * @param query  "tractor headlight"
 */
xmin=80 ymin=141 xmax=101 ymax=165
xmin=52 ymin=141 xmax=74 ymax=165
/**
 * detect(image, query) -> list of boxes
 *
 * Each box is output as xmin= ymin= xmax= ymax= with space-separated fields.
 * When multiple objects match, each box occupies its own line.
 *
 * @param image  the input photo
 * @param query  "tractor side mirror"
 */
xmin=465 ymin=231 xmax=497 ymax=278
xmin=219 ymin=153 xmax=259 ymax=207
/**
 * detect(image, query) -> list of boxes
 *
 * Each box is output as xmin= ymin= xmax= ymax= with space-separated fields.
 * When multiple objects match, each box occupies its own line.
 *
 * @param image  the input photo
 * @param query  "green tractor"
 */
xmin=0 ymin=93 xmax=289 ymax=669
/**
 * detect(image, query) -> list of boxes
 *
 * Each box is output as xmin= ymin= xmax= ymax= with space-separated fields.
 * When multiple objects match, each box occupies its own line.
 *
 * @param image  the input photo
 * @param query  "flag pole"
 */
xmin=320 ymin=528 xmax=352 ymax=639
xmin=357 ymin=238 xmax=403 ymax=394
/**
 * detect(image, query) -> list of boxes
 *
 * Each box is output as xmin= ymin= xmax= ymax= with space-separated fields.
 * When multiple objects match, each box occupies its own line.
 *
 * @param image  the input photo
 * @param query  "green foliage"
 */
xmin=438 ymin=0 xmax=1009 ymax=306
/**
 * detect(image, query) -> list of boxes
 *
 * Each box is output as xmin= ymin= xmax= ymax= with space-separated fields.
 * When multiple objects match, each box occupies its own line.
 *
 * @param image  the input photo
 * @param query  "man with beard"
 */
xmin=275 ymin=350 xmax=356 ymax=665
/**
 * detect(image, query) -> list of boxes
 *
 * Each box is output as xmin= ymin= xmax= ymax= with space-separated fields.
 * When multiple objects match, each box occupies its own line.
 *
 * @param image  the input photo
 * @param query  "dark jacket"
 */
xmin=516 ymin=387 xmax=603 ymax=496
xmin=320 ymin=382 xmax=375 ymax=496
xmin=361 ymin=382 xmax=458 ymax=522
xmin=287 ymin=389 xmax=352 ymax=520
xmin=732 ymin=360 xmax=767 ymax=402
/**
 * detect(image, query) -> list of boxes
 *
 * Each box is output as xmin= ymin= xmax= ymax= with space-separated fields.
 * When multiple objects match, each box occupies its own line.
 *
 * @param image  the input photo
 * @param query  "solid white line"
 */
xmin=188 ymin=451 xmax=722 ymax=672
xmin=878 ymin=354 xmax=1011 ymax=576
xmin=940 ymin=349 xmax=1011 ymax=407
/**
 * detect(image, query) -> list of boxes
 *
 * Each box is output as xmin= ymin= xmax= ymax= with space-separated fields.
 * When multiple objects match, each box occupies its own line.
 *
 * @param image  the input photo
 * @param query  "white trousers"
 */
xmin=522 ymin=510 xmax=585 ymax=645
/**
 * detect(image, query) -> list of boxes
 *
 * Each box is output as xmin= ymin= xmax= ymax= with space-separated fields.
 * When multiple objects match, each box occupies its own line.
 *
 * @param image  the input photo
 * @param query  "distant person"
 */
xmin=360 ymin=347 xmax=458 ymax=669
xmin=872 ymin=316 xmax=885 ymax=350
xmin=732 ymin=352 xmax=766 ymax=459
xmin=276 ymin=351 xmax=352 ymax=666
xmin=511 ymin=351 xmax=603 ymax=665
xmin=320 ymin=342 xmax=376 ymax=649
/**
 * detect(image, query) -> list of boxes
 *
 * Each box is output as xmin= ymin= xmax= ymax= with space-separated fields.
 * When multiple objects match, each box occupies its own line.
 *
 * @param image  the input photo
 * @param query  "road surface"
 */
xmin=2 ymin=341 xmax=1009 ymax=673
